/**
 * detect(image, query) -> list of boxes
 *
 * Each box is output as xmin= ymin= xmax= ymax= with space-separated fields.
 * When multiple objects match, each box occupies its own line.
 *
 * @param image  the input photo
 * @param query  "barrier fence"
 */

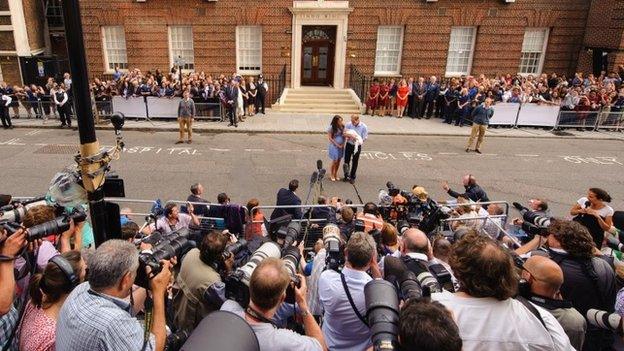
xmin=5 ymin=94 xmax=624 ymax=132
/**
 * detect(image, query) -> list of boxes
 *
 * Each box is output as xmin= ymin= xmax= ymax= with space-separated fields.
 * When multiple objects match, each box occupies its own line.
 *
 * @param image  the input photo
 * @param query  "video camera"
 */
xmin=135 ymin=229 xmax=195 ymax=289
xmin=1 ymin=207 xmax=87 ymax=242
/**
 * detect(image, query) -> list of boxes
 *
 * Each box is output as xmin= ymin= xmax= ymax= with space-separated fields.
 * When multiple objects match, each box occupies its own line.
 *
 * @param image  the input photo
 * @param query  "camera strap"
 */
xmin=245 ymin=306 xmax=277 ymax=328
xmin=339 ymin=272 xmax=369 ymax=327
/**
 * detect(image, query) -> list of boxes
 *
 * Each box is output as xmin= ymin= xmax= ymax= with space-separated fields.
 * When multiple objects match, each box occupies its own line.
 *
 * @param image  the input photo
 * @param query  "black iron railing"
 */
xmin=268 ymin=64 xmax=287 ymax=104
xmin=349 ymin=64 xmax=371 ymax=103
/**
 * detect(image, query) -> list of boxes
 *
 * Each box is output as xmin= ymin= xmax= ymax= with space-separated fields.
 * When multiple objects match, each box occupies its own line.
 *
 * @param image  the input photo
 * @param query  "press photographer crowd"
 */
xmin=1 ymin=174 xmax=624 ymax=351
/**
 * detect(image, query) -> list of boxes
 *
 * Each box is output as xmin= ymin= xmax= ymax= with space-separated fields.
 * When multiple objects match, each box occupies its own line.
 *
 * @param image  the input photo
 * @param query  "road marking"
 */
xmin=481 ymin=153 xmax=498 ymax=156
xmin=245 ymin=148 xmax=265 ymax=152
xmin=25 ymin=130 xmax=42 ymax=136
xmin=280 ymin=149 xmax=302 ymax=153
xmin=560 ymin=155 xmax=622 ymax=165
xmin=0 ymin=138 xmax=25 ymax=146
xmin=209 ymin=148 xmax=231 ymax=152
xmin=516 ymin=154 xmax=540 ymax=157
xmin=35 ymin=143 xmax=48 ymax=146
xmin=438 ymin=152 xmax=458 ymax=155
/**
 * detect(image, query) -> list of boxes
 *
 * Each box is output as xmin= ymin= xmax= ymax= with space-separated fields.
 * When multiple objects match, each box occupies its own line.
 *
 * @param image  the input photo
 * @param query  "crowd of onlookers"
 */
xmin=365 ymin=68 xmax=624 ymax=128
xmin=1 ymin=176 xmax=623 ymax=351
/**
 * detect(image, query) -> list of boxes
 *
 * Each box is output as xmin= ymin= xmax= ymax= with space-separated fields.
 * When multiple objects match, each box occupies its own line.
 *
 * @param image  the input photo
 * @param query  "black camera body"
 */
xmin=135 ymin=229 xmax=195 ymax=289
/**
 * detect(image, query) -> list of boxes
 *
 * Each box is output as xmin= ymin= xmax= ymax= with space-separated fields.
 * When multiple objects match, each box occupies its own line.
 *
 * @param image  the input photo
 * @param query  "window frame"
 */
xmin=101 ymin=25 xmax=128 ymax=74
xmin=374 ymin=25 xmax=404 ymax=77
xmin=445 ymin=26 xmax=477 ymax=77
xmin=236 ymin=25 xmax=263 ymax=75
xmin=168 ymin=25 xmax=195 ymax=73
xmin=518 ymin=28 xmax=550 ymax=76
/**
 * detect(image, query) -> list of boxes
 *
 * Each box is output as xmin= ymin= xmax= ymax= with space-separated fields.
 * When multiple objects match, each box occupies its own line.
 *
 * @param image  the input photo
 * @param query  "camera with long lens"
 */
xmin=225 ymin=241 xmax=282 ymax=307
xmin=323 ymin=224 xmax=344 ymax=271
xmin=365 ymin=279 xmax=400 ymax=351
xmin=586 ymin=309 xmax=624 ymax=336
xmin=2 ymin=208 xmax=87 ymax=241
xmin=384 ymin=256 xmax=429 ymax=300
xmin=276 ymin=221 xmax=301 ymax=249
xmin=223 ymin=239 xmax=248 ymax=261
xmin=0 ymin=196 xmax=47 ymax=223
xmin=282 ymin=245 xmax=301 ymax=304
xmin=135 ymin=230 xmax=195 ymax=289
xmin=513 ymin=202 xmax=551 ymax=237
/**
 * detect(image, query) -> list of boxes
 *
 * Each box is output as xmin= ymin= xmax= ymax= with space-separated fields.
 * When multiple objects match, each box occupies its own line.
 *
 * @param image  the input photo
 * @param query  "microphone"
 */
xmin=586 ymin=309 xmax=624 ymax=336
xmin=310 ymin=171 xmax=319 ymax=184
xmin=317 ymin=159 xmax=323 ymax=171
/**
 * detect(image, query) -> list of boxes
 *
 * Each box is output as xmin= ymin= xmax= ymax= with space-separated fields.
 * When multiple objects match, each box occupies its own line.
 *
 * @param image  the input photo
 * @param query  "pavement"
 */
xmin=6 ymin=110 xmax=624 ymax=140
xmin=1 ymin=128 xmax=622 ymax=217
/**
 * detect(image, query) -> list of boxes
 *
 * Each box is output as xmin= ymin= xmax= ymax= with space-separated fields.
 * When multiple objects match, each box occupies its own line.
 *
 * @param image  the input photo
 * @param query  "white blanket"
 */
xmin=343 ymin=129 xmax=363 ymax=154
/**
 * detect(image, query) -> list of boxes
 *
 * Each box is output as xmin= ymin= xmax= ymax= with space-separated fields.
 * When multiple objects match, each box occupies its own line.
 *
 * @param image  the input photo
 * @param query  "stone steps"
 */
xmin=274 ymin=87 xmax=362 ymax=114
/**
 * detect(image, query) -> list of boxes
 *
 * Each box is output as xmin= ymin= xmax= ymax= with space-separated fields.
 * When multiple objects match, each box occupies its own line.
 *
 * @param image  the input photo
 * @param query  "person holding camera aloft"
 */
xmin=56 ymin=240 xmax=173 ymax=351
xmin=318 ymin=232 xmax=382 ymax=351
xmin=432 ymin=233 xmax=573 ymax=351
xmin=221 ymin=257 xmax=327 ymax=351
xmin=173 ymin=230 xmax=233 ymax=332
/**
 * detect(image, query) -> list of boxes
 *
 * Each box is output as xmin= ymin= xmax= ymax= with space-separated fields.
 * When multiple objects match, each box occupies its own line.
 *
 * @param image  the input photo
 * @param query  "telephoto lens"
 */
xmin=586 ymin=309 xmax=624 ymax=335
xmin=282 ymin=245 xmax=302 ymax=304
xmin=223 ymin=239 xmax=248 ymax=260
xmin=277 ymin=221 xmax=301 ymax=248
xmin=225 ymin=241 xmax=282 ymax=307
xmin=323 ymin=224 xmax=343 ymax=271
xmin=135 ymin=233 xmax=195 ymax=289
xmin=365 ymin=279 xmax=400 ymax=351
xmin=398 ymin=271 xmax=424 ymax=301
xmin=26 ymin=217 xmax=71 ymax=241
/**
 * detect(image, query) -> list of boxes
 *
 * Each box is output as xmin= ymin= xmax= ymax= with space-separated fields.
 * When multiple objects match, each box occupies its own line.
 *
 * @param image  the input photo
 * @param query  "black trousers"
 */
xmin=406 ymin=95 xmax=414 ymax=116
xmin=58 ymin=104 xmax=71 ymax=126
xmin=256 ymin=93 xmax=266 ymax=114
xmin=412 ymin=98 xmax=424 ymax=118
xmin=227 ymin=105 xmax=237 ymax=126
xmin=344 ymin=143 xmax=362 ymax=180
xmin=424 ymin=99 xmax=436 ymax=118
xmin=0 ymin=106 xmax=11 ymax=128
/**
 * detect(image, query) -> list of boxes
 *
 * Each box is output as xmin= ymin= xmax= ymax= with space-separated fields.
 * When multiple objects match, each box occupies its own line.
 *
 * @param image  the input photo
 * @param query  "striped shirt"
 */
xmin=56 ymin=282 xmax=155 ymax=351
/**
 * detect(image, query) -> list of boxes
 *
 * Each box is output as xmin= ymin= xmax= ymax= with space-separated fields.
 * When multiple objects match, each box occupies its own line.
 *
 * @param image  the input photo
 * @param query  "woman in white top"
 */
xmin=570 ymin=187 xmax=614 ymax=247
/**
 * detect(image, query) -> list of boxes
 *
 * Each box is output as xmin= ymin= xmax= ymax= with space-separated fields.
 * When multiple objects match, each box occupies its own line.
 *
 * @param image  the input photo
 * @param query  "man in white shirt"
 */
xmin=318 ymin=231 xmax=382 ymax=351
xmin=0 ymin=92 xmax=12 ymax=129
xmin=431 ymin=233 xmax=573 ymax=351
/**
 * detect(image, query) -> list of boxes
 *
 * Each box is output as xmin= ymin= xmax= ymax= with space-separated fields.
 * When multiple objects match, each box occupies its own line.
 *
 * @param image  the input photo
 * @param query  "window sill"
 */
xmin=237 ymin=70 xmax=262 ymax=76
xmin=373 ymin=72 xmax=402 ymax=78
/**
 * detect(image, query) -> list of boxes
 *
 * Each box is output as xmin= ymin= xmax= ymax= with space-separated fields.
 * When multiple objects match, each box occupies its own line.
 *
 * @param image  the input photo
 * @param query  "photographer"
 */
xmin=56 ymin=240 xmax=173 ymax=351
xmin=173 ymin=230 xmax=232 ymax=332
xmin=524 ymin=220 xmax=616 ymax=351
xmin=0 ymin=228 xmax=27 ymax=349
xmin=432 ymin=233 xmax=573 ymax=350
xmin=355 ymin=203 xmax=384 ymax=233
xmin=146 ymin=202 xmax=199 ymax=235
xmin=521 ymin=255 xmax=587 ymax=350
xmin=221 ymin=258 xmax=327 ymax=351
xmin=318 ymin=231 xmax=381 ymax=351
xmin=18 ymin=251 xmax=86 ymax=351
xmin=442 ymin=174 xmax=490 ymax=206
xmin=399 ymin=299 xmax=462 ymax=351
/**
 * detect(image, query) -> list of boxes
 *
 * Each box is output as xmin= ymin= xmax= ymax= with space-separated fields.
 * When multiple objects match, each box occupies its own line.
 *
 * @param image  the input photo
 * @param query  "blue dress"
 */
xmin=327 ymin=126 xmax=345 ymax=161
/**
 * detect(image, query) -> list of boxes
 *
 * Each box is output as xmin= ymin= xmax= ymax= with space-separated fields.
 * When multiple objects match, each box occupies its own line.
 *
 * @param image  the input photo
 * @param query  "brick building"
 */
xmin=76 ymin=0 xmax=624 ymax=85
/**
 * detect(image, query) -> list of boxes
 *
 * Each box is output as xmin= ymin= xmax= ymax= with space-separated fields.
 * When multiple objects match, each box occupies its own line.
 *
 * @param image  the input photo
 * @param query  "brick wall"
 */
xmin=0 ymin=56 xmax=21 ymax=84
xmin=22 ymin=0 xmax=46 ymax=52
xmin=77 ymin=0 xmax=621 ymax=89
xmin=583 ymin=0 xmax=624 ymax=50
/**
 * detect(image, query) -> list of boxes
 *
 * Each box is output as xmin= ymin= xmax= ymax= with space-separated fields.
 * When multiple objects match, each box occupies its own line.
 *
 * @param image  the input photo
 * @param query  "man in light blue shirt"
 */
xmin=343 ymin=114 xmax=369 ymax=183
xmin=318 ymin=231 xmax=382 ymax=351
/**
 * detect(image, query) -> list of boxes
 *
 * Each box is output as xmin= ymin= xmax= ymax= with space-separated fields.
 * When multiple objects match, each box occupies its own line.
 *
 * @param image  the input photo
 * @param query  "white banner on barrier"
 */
xmin=112 ymin=96 xmax=146 ymax=118
xmin=516 ymin=104 xmax=560 ymax=127
xmin=147 ymin=97 xmax=182 ymax=118
xmin=490 ymin=103 xmax=520 ymax=126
